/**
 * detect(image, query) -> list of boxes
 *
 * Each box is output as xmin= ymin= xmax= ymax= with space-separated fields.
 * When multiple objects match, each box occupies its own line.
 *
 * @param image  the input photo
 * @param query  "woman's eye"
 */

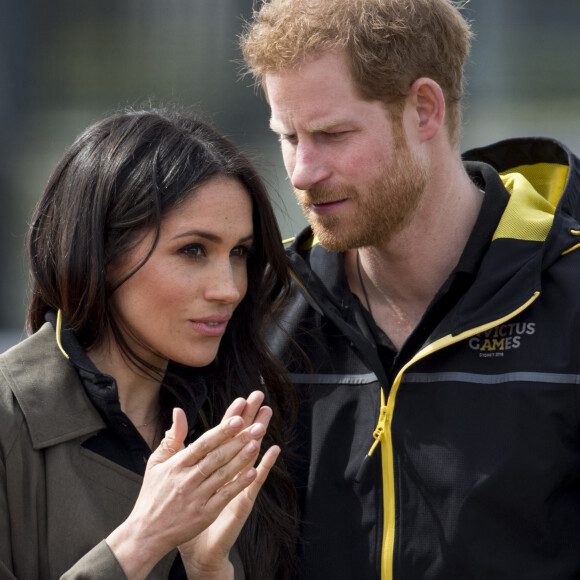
xmin=231 ymin=245 xmax=252 ymax=259
xmin=180 ymin=243 xmax=206 ymax=258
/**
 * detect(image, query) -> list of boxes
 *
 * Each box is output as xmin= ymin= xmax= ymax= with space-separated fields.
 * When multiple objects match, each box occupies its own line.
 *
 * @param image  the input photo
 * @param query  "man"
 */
xmin=241 ymin=1 xmax=580 ymax=578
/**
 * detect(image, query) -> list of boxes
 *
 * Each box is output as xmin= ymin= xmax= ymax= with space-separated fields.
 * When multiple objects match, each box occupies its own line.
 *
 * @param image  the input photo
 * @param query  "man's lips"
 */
xmin=311 ymin=199 xmax=349 ymax=215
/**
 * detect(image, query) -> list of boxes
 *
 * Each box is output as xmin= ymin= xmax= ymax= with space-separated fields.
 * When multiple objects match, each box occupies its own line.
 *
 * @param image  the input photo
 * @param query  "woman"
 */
xmin=0 ymin=110 xmax=297 ymax=579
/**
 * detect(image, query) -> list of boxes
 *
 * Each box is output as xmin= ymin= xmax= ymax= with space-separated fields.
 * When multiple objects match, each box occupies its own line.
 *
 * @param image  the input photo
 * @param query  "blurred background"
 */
xmin=1 ymin=0 xmax=579 ymax=350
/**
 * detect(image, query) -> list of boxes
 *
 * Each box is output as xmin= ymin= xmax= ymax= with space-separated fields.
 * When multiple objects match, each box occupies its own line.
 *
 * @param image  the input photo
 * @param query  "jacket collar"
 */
xmin=1 ymin=322 xmax=104 ymax=450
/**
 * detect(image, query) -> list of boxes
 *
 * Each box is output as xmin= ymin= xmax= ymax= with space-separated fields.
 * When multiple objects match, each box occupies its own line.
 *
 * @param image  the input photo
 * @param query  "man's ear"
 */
xmin=409 ymin=77 xmax=445 ymax=143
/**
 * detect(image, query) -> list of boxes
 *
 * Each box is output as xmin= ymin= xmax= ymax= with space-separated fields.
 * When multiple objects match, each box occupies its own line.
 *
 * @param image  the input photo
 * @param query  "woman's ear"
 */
xmin=408 ymin=77 xmax=446 ymax=143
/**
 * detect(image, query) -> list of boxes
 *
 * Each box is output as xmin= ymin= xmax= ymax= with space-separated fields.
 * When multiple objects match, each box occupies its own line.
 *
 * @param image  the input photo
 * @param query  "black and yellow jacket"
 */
xmin=269 ymin=138 xmax=580 ymax=580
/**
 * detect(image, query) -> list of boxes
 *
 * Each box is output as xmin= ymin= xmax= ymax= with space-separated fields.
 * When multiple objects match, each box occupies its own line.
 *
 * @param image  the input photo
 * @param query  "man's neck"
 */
xmin=345 ymin=167 xmax=484 ymax=351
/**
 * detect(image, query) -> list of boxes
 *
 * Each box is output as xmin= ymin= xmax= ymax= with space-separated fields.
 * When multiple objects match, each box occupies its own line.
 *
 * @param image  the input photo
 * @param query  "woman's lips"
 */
xmin=189 ymin=315 xmax=231 ymax=337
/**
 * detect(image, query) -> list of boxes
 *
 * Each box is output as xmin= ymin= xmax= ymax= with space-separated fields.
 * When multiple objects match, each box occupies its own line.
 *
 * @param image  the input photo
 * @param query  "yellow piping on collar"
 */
xmin=561 ymin=230 xmax=580 ymax=255
xmin=56 ymin=309 xmax=70 ymax=359
xmin=563 ymin=243 xmax=580 ymax=256
xmin=299 ymin=235 xmax=319 ymax=251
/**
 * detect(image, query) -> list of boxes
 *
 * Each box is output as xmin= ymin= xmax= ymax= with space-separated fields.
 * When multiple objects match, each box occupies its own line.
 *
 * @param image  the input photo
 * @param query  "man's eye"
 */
xmin=325 ymin=131 xmax=348 ymax=139
xmin=279 ymin=134 xmax=298 ymax=145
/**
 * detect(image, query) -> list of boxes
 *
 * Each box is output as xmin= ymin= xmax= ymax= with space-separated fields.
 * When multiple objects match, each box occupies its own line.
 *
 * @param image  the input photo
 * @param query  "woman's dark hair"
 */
xmin=26 ymin=109 xmax=298 ymax=578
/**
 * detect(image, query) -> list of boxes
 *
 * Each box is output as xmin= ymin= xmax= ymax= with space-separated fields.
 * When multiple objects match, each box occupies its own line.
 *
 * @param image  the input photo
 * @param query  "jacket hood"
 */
xmin=463 ymin=137 xmax=580 ymax=223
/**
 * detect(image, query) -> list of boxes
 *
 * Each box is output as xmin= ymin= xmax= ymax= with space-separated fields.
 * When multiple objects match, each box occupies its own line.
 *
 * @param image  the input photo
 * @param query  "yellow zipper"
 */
xmin=367 ymin=291 xmax=540 ymax=580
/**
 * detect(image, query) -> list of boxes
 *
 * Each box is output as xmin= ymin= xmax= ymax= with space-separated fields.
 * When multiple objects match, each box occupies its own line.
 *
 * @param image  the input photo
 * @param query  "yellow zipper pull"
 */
xmin=355 ymin=402 xmax=389 ymax=483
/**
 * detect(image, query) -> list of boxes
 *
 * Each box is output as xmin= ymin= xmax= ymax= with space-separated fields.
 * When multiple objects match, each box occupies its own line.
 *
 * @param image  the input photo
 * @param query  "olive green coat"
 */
xmin=0 ymin=322 xmax=243 ymax=579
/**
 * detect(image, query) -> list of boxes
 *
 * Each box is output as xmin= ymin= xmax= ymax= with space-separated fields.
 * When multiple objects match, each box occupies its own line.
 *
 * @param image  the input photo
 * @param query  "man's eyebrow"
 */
xmin=269 ymin=118 xmax=353 ymax=134
xmin=310 ymin=120 xmax=353 ymax=132
xmin=269 ymin=118 xmax=286 ymax=134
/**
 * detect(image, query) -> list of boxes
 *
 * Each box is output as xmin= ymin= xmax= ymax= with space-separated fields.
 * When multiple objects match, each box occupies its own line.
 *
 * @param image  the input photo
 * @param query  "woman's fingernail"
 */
xmin=245 ymin=440 xmax=258 ymax=455
xmin=229 ymin=416 xmax=243 ymax=429
xmin=250 ymin=423 xmax=264 ymax=436
xmin=244 ymin=467 xmax=257 ymax=480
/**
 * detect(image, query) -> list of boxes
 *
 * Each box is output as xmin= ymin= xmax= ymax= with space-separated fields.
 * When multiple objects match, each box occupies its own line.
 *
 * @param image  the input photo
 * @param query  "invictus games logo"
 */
xmin=468 ymin=322 xmax=536 ymax=357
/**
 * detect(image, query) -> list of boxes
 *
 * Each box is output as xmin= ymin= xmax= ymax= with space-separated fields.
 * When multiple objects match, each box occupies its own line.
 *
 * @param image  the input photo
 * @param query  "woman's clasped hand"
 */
xmin=106 ymin=391 xmax=279 ymax=580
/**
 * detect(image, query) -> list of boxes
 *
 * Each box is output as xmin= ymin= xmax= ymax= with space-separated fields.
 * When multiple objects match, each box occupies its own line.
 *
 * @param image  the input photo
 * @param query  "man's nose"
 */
xmin=289 ymin=142 xmax=332 ymax=192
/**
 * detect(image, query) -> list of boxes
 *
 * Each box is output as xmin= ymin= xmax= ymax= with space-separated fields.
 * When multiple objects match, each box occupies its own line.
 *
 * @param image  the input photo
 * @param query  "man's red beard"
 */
xmin=296 ymin=144 xmax=430 ymax=252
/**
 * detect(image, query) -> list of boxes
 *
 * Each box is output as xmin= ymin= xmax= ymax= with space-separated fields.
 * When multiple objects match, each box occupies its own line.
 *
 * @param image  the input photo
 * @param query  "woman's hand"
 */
xmin=105 ymin=397 xmax=267 ymax=580
xmin=178 ymin=391 xmax=281 ymax=579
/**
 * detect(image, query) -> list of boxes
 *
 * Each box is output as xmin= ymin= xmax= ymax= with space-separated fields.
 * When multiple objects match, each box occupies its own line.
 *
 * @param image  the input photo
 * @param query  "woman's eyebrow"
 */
xmin=171 ymin=230 xmax=254 ymax=244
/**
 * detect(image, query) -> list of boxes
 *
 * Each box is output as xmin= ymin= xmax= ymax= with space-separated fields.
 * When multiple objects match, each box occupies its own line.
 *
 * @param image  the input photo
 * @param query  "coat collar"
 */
xmin=0 ymin=322 xmax=104 ymax=450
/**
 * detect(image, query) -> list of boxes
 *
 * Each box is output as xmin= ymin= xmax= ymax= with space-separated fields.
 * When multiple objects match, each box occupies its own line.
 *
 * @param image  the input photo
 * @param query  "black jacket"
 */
xmin=269 ymin=138 xmax=580 ymax=579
